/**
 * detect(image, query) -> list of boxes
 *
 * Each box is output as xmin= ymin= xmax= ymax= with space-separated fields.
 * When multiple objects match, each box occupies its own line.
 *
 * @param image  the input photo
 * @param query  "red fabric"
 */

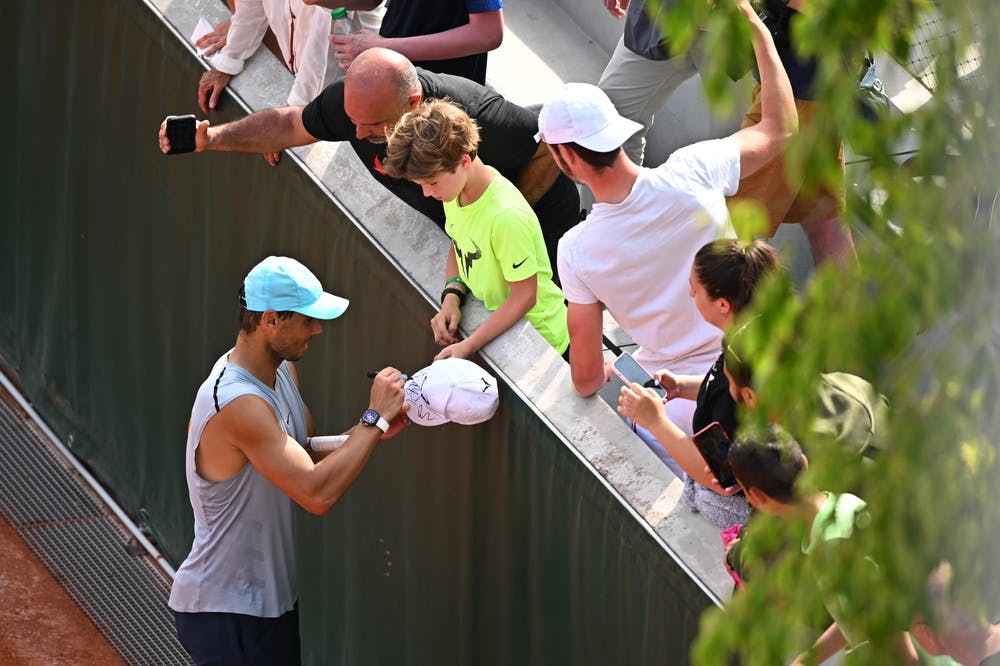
xmin=720 ymin=524 xmax=744 ymax=590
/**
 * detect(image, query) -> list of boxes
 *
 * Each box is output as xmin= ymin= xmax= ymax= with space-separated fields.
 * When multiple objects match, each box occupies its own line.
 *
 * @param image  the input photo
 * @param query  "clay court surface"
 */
xmin=0 ymin=515 xmax=124 ymax=665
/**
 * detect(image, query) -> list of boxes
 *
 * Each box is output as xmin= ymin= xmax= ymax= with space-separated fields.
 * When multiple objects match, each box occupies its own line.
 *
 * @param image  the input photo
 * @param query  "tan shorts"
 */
xmin=728 ymin=87 xmax=845 ymax=236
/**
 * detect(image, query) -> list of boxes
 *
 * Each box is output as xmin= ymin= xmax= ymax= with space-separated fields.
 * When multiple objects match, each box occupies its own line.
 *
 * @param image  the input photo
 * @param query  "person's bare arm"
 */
xmin=729 ymin=0 xmax=797 ymax=178
xmin=794 ymin=625 xmax=918 ymax=665
xmin=197 ymin=0 xmax=272 ymax=112
xmin=617 ymin=383 xmax=736 ymax=490
xmin=652 ymin=369 xmax=703 ymax=402
xmin=330 ymin=10 xmax=503 ymax=69
xmin=566 ymin=301 xmax=609 ymax=397
xmin=430 ymin=246 xmax=465 ymax=346
xmin=514 ymin=142 xmax=561 ymax=206
xmin=158 ymin=106 xmax=316 ymax=156
xmin=436 ymin=275 xmax=537 ymax=360
xmin=213 ymin=368 xmax=405 ymax=515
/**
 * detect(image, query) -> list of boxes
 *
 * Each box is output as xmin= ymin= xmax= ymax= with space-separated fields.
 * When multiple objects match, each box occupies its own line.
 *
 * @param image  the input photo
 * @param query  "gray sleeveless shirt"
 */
xmin=169 ymin=351 xmax=308 ymax=617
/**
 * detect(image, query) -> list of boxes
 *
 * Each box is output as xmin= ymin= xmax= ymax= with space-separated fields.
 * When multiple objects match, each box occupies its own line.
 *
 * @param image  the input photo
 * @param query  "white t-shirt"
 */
xmin=557 ymin=137 xmax=740 ymax=376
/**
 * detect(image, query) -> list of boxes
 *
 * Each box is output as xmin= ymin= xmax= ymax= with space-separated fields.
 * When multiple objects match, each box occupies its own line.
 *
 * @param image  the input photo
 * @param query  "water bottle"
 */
xmin=330 ymin=7 xmax=361 ymax=36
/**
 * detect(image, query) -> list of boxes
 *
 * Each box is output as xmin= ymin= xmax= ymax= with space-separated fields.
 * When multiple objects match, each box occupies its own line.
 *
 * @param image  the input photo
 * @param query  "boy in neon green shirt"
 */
xmin=384 ymin=99 xmax=569 ymax=359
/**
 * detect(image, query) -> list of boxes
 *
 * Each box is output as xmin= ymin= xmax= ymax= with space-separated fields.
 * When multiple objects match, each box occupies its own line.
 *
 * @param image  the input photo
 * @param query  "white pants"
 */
xmin=597 ymin=32 xmax=707 ymax=165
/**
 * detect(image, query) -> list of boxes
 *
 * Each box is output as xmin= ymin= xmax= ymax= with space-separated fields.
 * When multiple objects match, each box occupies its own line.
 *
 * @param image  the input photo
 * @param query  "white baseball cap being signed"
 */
xmin=404 ymin=358 xmax=500 ymax=427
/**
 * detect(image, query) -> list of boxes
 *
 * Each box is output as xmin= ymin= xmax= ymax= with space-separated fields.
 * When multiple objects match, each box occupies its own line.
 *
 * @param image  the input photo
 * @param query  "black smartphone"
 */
xmin=692 ymin=421 xmax=737 ymax=489
xmin=166 ymin=114 xmax=197 ymax=154
xmin=610 ymin=352 xmax=667 ymax=400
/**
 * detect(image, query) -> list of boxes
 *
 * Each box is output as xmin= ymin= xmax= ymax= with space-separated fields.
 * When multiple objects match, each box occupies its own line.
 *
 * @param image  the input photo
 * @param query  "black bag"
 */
xmin=857 ymin=54 xmax=890 ymax=121
xmin=755 ymin=0 xmax=793 ymax=51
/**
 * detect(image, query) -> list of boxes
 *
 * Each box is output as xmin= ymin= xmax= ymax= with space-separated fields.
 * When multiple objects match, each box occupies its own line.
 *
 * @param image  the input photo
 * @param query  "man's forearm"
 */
xmin=377 ymin=12 xmax=503 ymax=62
xmin=207 ymin=106 xmax=315 ymax=153
xmin=462 ymin=284 xmax=535 ymax=354
xmin=567 ymin=301 xmax=608 ymax=397
xmin=515 ymin=143 xmax=561 ymax=205
xmin=674 ymin=374 xmax=704 ymax=402
xmin=569 ymin=341 xmax=608 ymax=396
xmin=746 ymin=5 xmax=796 ymax=136
xmin=571 ymin=364 xmax=607 ymax=397
xmin=308 ymin=425 xmax=382 ymax=513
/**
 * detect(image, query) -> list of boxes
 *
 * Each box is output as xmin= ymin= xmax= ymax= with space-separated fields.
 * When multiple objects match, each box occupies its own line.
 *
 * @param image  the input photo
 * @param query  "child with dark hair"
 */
xmin=723 ymin=316 xmax=888 ymax=460
xmin=729 ymin=432 xmax=966 ymax=665
xmin=728 ymin=425 xmax=804 ymax=506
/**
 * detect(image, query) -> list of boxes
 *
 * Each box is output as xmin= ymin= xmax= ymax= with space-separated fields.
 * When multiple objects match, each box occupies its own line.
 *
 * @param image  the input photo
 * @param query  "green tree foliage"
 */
xmin=660 ymin=1 xmax=999 ymax=664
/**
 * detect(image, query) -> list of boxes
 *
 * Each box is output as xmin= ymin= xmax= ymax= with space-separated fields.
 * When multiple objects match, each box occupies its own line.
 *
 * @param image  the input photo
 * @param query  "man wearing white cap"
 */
xmin=169 ymin=256 xmax=407 ymax=665
xmin=534 ymin=0 xmax=795 ymax=478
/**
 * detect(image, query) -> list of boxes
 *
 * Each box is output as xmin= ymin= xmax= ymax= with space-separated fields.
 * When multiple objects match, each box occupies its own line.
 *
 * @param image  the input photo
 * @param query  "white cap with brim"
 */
xmin=404 ymin=358 xmax=500 ymax=427
xmin=533 ymin=82 xmax=643 ymax=152
xmin=243 ymin=256 xmax=349 ymax=320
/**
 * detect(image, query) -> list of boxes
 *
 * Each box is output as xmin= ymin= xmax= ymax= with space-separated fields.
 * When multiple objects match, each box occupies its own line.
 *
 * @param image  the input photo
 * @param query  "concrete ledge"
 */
xmin=150 ymin=0 xmax=734 ymax=603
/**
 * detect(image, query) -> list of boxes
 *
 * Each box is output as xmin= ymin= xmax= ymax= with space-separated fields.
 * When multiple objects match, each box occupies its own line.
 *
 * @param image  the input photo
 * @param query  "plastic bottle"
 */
xmin=330 ymin=7 xmax=361 ymax=36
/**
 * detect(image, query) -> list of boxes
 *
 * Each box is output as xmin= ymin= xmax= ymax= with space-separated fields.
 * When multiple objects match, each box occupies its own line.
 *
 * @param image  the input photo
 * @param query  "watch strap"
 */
xmin=361 ymin=409 xmax=390 ymax=434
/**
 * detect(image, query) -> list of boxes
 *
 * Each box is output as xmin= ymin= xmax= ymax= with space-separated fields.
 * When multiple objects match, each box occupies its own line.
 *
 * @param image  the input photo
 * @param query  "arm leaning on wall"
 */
xmin=288 ymin=1 xmax=338 ymax=106
xmin=199 ymin=0 xmax=271 ymax=112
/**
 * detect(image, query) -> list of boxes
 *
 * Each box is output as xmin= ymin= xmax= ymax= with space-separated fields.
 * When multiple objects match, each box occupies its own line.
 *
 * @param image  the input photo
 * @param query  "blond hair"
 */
xmin=383 ymin=98 xmax=480 ymax=181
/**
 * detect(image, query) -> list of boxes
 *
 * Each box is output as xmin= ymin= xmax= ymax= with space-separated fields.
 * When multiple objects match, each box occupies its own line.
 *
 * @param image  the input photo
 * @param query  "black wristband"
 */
xmin=440 ymin=287 xmax=467 ymax=306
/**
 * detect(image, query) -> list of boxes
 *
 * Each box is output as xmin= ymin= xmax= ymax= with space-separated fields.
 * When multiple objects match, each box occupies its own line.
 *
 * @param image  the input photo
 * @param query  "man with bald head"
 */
xmin=158 ymin=48 xmax=578 ymax=274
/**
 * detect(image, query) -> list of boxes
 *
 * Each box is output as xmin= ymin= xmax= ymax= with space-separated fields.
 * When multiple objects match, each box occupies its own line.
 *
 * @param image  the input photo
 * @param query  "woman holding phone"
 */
xmin=617 ymin=238 xmax=781 ymax=528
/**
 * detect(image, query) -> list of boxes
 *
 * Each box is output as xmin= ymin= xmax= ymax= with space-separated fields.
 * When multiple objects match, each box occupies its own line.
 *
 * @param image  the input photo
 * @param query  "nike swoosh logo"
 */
xmin=513 ymin=257 xmax=528 ymax=269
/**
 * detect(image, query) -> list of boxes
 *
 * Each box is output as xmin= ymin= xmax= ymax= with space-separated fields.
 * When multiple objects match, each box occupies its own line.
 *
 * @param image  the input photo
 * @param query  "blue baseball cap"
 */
xmin=243 ymin=256 xmax=349 ymax=320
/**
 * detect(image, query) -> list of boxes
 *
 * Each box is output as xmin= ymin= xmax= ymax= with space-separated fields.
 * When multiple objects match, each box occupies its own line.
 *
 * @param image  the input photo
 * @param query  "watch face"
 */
xmin=361 ymin=409 xmax=380 ymax=426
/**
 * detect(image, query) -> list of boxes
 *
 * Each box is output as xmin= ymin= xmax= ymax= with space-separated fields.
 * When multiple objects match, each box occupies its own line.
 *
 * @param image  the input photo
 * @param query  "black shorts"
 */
xmin=174 ymin=603 xmax=300 ymax=665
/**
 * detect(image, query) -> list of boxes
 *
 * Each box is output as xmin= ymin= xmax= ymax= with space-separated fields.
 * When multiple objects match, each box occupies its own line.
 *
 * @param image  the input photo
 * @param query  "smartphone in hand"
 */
xmin=692 ymin=421 xmax=737 ymax=489
xmin=165 ymin=114 xmax=197 ymax=154
xmin=610 ymin=352 xmax=667 ymax=401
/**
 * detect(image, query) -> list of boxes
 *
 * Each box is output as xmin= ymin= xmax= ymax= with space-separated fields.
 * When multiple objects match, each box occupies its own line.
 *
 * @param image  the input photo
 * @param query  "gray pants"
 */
xmin=597 ymin=32 xmax=707 ymax=165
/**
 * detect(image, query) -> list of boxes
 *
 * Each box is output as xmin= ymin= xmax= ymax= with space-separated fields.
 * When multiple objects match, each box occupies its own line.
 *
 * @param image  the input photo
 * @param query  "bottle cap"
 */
xmin=330 ymin=7 xmax=349 ymax=19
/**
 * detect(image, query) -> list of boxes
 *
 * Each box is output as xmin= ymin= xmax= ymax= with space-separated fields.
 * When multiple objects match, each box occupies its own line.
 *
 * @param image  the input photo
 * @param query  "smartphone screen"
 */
xmin=166 ymin=114 xmax=197 ymax=154
xmin=610 ymin=352 xmax=667 ymax=400
xmin=692 ymin=421 xmax=737 ymax=489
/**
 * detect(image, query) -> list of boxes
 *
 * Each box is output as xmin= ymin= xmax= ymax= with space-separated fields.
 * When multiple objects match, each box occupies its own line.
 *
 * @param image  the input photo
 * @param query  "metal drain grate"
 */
xmin=0 ymin=388 xmax=192 ymax=665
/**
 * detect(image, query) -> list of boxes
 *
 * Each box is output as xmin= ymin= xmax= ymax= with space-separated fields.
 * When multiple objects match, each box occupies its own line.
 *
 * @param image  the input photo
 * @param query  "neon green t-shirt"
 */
xmin=444 ymin=169 xmax=569 ymax=353
xmin=805 ymin=493 xmax=876 ymax=651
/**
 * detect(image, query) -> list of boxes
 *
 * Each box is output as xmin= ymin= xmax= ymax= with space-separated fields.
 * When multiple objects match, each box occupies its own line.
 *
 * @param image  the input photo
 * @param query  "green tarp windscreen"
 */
xmin=0 ymin=1 xmax=714 ymax=663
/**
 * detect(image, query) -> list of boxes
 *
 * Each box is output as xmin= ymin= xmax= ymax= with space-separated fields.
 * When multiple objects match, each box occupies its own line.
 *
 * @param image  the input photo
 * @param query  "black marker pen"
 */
xmin=367 ymin=371 xmax=410 ymax=380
